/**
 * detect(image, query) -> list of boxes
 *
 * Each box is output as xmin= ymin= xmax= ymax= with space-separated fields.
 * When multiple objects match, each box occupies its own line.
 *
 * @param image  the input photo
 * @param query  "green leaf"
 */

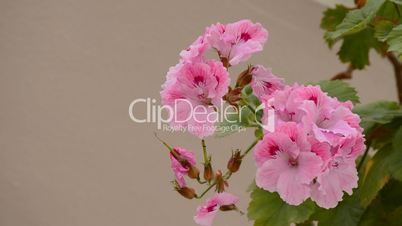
xmin=389 ymin=126 xmax=402 ymax=181
xmin=386 ymin=24 xmax=402 ymax=58
xmin=353 ymin=103 xmax=402 ymax=149
xmin=379 ymin=179 xmax=402 ymax=210
xmin=359 ymin=127 xmax=402 ymax=207
xmin=374 ymin=20 xmax=394 ymax=42
xmin=389 ymin=156 xmax=402 ymax=181
xmin=315 ymin=80 xmax=360 ymax=104
xmin=358 ymin=197 xmax=386 ymax=226
xmin=337 ymin=29 xmax=379 ymax=69
xmin=248 ymin=188 xmax=315 ymax=226
xmin=359 ymin=144 xmax=392 ymax=207
xmin=321 ymin=5 xmax=349 ymax=32
xmin=353 ymin=101 xmax=401 ymax=132
xmin=241 ymin=85 xmax=261 ymax=109
xmin=326 ymin=0 xmax=386 ymax=41
xmin=377 ymin=1 xmax=402 ymax=22
xmin=369 ymin=118 xmax=402 ymax=150
xmin=312 ymin=194 xmax=364 ymax=226
xmin=388 ymin=206 xmax=402 ymax=226
xmin=359 ymin=180 xmax=402 ymax=225
xmin=392 ymin=125 xmax=402 ymax=148
xmin=320 ymin=5 xmax=349 ymax=47
xmin=389 ymin=0 xmax=402 ymax=5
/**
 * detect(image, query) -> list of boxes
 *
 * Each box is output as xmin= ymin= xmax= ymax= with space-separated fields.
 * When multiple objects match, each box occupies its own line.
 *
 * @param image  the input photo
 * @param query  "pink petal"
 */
xmin=256 ymin=152 xmax=291 ymax=192
xmin=277 ymin=169 xmax=311 ymax=205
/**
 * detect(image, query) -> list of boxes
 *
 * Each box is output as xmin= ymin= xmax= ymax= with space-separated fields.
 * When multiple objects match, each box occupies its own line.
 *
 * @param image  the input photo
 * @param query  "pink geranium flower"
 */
xmin=170 ymin=147 xmax=197 ymax=187
xmin=302 ymin=101 xmax=358 ymax=146
xmin=180 ymin=35 xmax=210 ymax=63
xmin=337 ymin=134 xmax=366 ymax=158
xmin=250 ymin=65 xmax=284 ymax=99
xmin=310 ymin=156 xmax=358 ymax=209
xmin=206 ymin=20 xmax=268 ymax=65
xmin=262 ymin=85 xmax=306 ymax=125
xmin=255 ymin=123 xmax=323 ymax=205
xmin=256 ymin=83 xmax=364 ymax=207
xmin=194 ymin=192 xmax=239 ymax=226
xmin=160 ymin=59 xmax=230 ymax=138
xmin=254 ymin=122 xmax=310 ymax=167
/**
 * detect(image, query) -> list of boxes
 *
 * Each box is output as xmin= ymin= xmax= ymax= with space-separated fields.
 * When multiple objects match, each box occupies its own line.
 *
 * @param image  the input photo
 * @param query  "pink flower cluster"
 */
xmin=161 ymin=19 xmax=366 ymax=226
xmin=161 ymin=20 xmax=268 ymax=138
xmin=254 ymin=84 xmax=365 ymax=208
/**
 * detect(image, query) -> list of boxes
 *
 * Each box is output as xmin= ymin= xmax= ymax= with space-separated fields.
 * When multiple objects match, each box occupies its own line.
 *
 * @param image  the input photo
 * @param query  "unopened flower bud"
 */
xmin=219 ymin=204 xmax=237 ymax=212
xmin=227 ymin=150 xmax=242 ymax=173
xmin=171 ymin=148 xmax=199 ymax=180
xmin=220 ymin=57 xmax=230 ymax=68
xmin=235 ymin=66 xmax=253 ymax=88
xmin=174 ymin=184 xmax=196 ymax=199
xmin=223 ymin=87 xmax=242 ymax=106
xmin=187 ymin=165 xmax=200 ymax=179
xmin=220 ymin=204 xmax=244 ymax=215
xmin=215 ymin=170 xmax=228 ymax=193
xmin=204 ymin=162 xmax=214 ymax=183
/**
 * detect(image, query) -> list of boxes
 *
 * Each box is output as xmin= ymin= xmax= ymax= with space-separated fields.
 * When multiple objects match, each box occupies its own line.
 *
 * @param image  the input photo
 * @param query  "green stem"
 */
xmin=357 ymin=141 xmax=371 ymax=172
xmin=197 ymin=183 xmax=216 ymax=199
xmin=154 ymin=132 xmax=173 ymax=152
xmin=241 ymin=139 xmax=259 ymax=158
xmin=197 ymin=178 xmax=207 ymax=184
xmin=201 ymin=139 xmax=209 ymax=164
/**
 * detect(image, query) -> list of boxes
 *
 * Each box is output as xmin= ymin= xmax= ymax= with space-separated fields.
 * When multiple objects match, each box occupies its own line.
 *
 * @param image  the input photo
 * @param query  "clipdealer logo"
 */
xmin=128 ymin=98 xmax=275 ymax=132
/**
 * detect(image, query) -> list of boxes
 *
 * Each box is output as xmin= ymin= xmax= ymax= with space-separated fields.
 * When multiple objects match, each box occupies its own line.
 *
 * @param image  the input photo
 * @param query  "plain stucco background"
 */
xmin=0 ymin=0 xmax=396 ymax=225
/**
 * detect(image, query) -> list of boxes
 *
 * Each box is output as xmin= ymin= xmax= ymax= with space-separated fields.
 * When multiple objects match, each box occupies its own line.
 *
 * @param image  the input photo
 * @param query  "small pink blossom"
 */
xmin=309 ymin=137 xmax=332 ymax=163
xmin=256 ymin=151 xmax=323 ymax=205
xmin=170 ymin=147 xmax=197 ymax=187
xmin=294 ymin=85 xmax=330 ymax=108
xmin=254 ymin=122 xmax=310 ymax=167
xmin=160 ymin=60 xmax=230 ymax=138
xmin=255 ymin=123 xmax=323 ymax=205
xmin=250 ymin=65 xmax=284 ymax=99
xmin=310 ymin=156 xmax=358 ymax=209
xmin=206 ymin=20 xmax=268 ymax=65
xmin=180 ymin=35 xmax=210 ymax=63
xmin=194 ymin=192 xmax=239 ymax=226
xmin=262 ymin=85 xmax=306 ymax=125
xmin=302 ymin=101 xmax=358 ymax=146
xmin=337 ymin=134 xmax=366 ymax=158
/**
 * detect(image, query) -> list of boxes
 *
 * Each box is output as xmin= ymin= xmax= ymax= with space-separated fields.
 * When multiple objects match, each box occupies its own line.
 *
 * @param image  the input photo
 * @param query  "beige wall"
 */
xmin=0 ymin=0 xmax=395 ymax=226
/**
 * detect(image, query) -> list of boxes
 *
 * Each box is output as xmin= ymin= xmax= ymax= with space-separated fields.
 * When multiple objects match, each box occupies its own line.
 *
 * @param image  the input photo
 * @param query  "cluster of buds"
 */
xmin=156 ymin=136 xmax=251 ymax=226
xmin=155 ymin=132 xmax=252 ymax=223
xmin=156 ymin=134 xmax=247 ymax=199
